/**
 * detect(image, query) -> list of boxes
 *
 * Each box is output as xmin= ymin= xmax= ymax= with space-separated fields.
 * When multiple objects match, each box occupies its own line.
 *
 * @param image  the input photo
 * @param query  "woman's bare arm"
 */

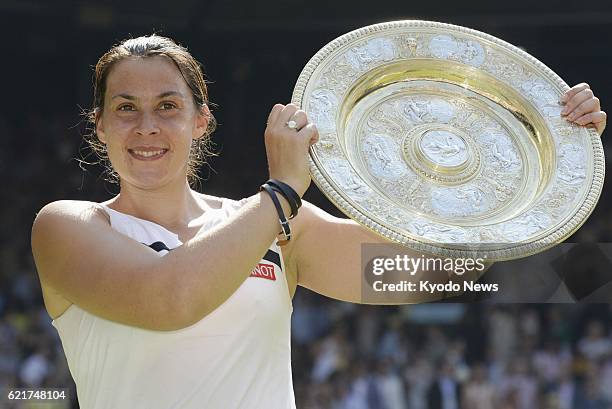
xmin=32 ymin=194 xmax=290 ymax=331
xmin=32 ymin=103 xmax=318 ymax=331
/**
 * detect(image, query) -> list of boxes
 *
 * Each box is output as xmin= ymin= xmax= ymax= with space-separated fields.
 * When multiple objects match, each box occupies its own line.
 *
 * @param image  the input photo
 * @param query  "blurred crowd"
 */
xmin=291 ymin=295 xmax=612 ymax=409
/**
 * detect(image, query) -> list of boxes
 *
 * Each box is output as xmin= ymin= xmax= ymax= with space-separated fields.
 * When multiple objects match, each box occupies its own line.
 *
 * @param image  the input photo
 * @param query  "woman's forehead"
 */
xmin=106 ymin=56 xmax=189 ymax=97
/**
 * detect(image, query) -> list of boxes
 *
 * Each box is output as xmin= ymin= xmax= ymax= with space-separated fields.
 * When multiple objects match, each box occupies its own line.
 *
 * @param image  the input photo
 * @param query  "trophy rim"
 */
xmin=291 ymin=19 xmax=605 ymax=261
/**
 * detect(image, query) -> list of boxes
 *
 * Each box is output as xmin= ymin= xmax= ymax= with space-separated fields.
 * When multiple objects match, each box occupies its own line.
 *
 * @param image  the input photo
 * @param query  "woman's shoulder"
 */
xmin=31 ymin=201 xmax=114 ymax=280
xmin=34 ymin=199 xmax=111 ymax=229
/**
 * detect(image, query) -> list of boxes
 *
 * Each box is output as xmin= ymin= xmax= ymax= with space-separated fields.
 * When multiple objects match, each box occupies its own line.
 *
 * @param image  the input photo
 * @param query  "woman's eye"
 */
xmin=160 ymin=102 xmax=177 ymax=110
xmin=117 ymin=104 xmax=135 ymax=111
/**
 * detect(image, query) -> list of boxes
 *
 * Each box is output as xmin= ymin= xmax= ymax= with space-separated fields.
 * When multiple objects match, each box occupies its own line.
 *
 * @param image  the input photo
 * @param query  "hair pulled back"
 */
xmin=85 ymin=34 xmax=216 ymax=186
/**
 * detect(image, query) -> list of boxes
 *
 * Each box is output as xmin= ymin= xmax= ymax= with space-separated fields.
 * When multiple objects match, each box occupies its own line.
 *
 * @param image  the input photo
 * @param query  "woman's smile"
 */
xmin=128 ymin=147 xmax=169 ymax=161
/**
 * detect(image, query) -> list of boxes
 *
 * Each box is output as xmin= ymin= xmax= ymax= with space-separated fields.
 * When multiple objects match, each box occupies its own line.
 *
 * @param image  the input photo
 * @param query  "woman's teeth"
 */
xmin=133 ymin=150 xmax=165 ymax=157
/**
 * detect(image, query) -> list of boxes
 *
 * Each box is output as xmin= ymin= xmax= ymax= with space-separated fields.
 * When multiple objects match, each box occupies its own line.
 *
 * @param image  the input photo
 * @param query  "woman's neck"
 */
xmin=107 ymin=179 xmax=207 ymax=231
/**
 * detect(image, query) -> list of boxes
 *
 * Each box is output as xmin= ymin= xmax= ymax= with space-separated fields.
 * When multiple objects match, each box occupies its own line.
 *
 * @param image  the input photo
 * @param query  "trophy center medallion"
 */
xmin=419 ymin=129 xmax=469 ymax=168
xmin=402 ymin=124 xmax=481 ymax=185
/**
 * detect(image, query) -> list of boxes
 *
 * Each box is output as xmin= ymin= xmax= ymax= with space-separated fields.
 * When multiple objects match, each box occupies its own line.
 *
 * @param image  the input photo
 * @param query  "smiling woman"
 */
xmin=95 ymin=55 xmax=210 ymax=189
xmin=29 ymin=34 xmax=605 ymax=409
xmin=31 ymin=34 xmax=322 ymax=409
xmin=86 ymin=36 xmax=217 ymax=187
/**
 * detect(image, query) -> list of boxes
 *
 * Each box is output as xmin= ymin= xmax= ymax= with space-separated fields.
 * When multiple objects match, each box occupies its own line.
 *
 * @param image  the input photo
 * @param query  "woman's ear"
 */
xmin=194 ymin=104 xmax=210 ymax=140
xmin=95 ymin=109 xmax=107 ymax=144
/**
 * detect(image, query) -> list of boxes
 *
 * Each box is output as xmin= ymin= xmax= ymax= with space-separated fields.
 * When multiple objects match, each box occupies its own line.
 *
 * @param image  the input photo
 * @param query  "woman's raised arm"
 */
xmin=32 ymin=103 xmax=318 ymax=331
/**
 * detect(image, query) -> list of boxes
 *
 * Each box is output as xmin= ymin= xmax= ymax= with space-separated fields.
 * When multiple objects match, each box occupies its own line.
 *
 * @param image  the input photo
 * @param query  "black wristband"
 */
xmin=267 ymin=184 xmax=298 ymax=219
xmin=267 ymin=179 xmax=302 ymax=219
xmin=260 ymin=183 xmax=291 ymax=243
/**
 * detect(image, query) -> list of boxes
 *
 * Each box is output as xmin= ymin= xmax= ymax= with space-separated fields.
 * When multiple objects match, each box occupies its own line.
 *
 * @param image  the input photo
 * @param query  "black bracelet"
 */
xmin=267 ymin=184 xmax=298 ymax=219
xmin=267 ymin=179 xmax=302 ymax=219
xmin=260 ymin=183 xmax=291 ymax=243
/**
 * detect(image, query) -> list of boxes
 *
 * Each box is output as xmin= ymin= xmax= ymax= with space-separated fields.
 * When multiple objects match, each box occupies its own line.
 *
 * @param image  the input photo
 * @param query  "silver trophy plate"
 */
xmin=292 ymin=20 xmax=604 ymax=261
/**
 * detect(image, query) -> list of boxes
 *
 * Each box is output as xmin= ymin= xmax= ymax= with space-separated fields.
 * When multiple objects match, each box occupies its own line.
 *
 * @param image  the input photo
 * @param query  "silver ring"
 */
xmin=286 ymin=120 xmax=298 ymax=130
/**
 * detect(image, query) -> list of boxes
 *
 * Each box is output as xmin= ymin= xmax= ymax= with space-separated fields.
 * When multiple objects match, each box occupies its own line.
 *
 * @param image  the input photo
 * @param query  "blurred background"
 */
xmin=1 ymin=0 xmax=611 ymax=408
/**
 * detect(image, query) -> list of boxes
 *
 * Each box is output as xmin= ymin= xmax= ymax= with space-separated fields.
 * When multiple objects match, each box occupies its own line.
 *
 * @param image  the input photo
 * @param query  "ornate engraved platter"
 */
xmin=291 ymin=20 xmax=605 ymax=261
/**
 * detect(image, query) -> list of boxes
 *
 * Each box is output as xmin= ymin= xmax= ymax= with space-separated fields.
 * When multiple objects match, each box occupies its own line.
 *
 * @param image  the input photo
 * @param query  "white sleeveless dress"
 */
xmin=51 ymin=198 xmax=296 ymax=409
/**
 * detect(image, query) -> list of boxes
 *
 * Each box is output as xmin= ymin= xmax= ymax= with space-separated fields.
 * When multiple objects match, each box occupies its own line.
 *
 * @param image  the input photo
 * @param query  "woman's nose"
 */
xmin=135 ymin=111 xmax=160 ymax=135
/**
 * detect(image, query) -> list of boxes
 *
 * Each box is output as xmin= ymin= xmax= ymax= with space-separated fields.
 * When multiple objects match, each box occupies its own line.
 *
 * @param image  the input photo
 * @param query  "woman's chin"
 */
xmin=122 ymin=172 xmax=175 ymax=190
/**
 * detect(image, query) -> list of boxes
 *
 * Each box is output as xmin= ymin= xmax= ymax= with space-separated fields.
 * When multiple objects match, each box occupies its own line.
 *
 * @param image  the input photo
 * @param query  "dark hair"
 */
xmin=85 ymin=34 xmax=217 ymax=187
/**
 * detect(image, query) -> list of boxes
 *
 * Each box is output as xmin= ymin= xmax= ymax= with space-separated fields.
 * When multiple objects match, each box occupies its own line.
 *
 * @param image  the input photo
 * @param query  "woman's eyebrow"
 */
xmin=111 ymin=93 xmax=137 ymax=101
xmin=111 ymin=91 xmax=185 ymax=100
xmin=158 ymin=91 xmax=185 ymax=99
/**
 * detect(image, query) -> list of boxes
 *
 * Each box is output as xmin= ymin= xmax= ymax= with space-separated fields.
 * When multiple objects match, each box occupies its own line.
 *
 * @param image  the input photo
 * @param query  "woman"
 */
xmin=31 ymin=35 xmax=605 ymax=408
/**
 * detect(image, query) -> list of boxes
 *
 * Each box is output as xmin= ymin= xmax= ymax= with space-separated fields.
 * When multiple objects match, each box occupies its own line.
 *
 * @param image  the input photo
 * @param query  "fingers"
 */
xmin=575 ymin=111 xmax=607 ymax=135
xmin=297 ymin=123 xmax=320 ymax=146
xmin=560 ymin=83 xmax=606 ymax=135
xmin=561 ymin=82 xmax=590 ymax=104
xmin=290 ymin=111 xmax=308 ymax=130
xmin=561 ymin=88 xmax=596 ymax=116
xmin=267 ymin=104 xmax=284 ymax=126
xmin=566 ymin=96 xmax=600 ymax=122
xmin=267 ymin=103 xmax=312 ymax=132
xmin=574 ymin=111 xmax=607 ymax=127
xmin=596 ymin=118 xmax=607 ymax=136
xmin=278 ymin=104 xmax=300 ymax=128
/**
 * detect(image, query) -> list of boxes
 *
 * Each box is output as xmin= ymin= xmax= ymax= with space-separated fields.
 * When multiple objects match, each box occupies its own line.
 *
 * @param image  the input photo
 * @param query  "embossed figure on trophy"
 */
xmin=345 ymin=38 xmax=395 ymax=71
xmin=558 ymin=164 xmax=586 ymax=184
xmin=327 ymin=159 xmax=369 ymax=201
xmin=483 ymin=51 xmax=524 ymax=82
xmin=368 ymin=108 xmax=405 ymax=138
xmin=404 ymin=179 xmax=424 ymax=201
xmin=428 ymin=34 xmax=458 ymax=59
xmin=419 ymin=129 xmax=469 ymax=167
xmin=493 ymin=183 xmax=514 ymax=202
xmin=491 ymin=141 xmax=519 ymax=169
xmin=409 ymin=221 xmax=464 ymax=242
xmin=456 ymin=187 xmax=485 ymax=209
xmin=519 ymin=212 xmax=549 ymax=231
xmin=478 ymin=228 xmax=497 ymax=242
xmin=423 ymin=133 xmax=462 ymax=160
xmin=403 ymin=99 xmax=433 ymax=123
xmin=346 ymin=47 xmax=372 ymax=71
xmin=402 ymin=97 xmax=456 ymax=126
xmin=543 ymin=190 xmax=573 ymax=218
xmin=431 ymin=186 xmax=488 ymax=218
xmin=412 ymin=222 xmax=449 ymax=236
xmin=557 ymin=144 xmax=587 ymax=184
xmin=463 ymin=42 xmax=480 ymax=62
xmin=405 ymin=37 xmax=418 ymax=55
xmin=372 ymin=141 xmax=394 ymax=170
xmin=480 ymin=175 xmax=514 ymax=203
xmin=522 ymin=79 xmax=558 ymax=109
xmin=309 ymin=89 xmax=338 ymax=131
xmin=458 ymin=40 xmax=485 ymax=67
xmin=343 ymin=169 xmax=370 ymax=197
xmin=501 ymin=212 xmax=552 ymax=240
xmin=319 ymin=61 xmax=357 ymax=94
xmin=364 ymin=134 xmax=407 ymax=180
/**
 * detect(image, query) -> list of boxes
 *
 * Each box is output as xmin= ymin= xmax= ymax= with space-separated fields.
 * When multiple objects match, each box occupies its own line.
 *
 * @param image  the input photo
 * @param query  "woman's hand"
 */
xmin=561 ymin=83 xmax=607 ymax=136
xmin=264 ymin=103 xmax=319 ymax=197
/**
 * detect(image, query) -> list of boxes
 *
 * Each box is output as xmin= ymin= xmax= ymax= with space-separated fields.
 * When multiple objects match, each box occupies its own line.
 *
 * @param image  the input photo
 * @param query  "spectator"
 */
xmin=427 ymin=360 xmax=461 ymax=409
xmin=462 ymin=363 xmax=496 ymax=409
xmin=374 ymin=358 xmax=406 ymax=409
xmin=577 ymin=321 xmax=612 ymax=362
